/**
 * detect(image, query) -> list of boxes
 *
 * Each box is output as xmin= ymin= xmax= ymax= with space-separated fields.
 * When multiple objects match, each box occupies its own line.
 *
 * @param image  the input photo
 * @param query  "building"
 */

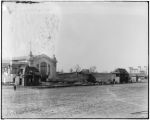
xmin=112 ymin=68 xmax=130 ymax=83
xmin=128 ymin=66 xmax=148 ymax=82
xmin=2 ymin=51 xmax=57 ymax=83
xmin=129 ymin=66 xmax=148 ymax=75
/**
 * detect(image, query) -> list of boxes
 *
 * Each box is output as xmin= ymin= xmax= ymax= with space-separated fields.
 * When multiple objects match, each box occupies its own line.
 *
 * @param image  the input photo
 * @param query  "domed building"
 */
xmin=2 ymin=51 xmax=57 ymax=83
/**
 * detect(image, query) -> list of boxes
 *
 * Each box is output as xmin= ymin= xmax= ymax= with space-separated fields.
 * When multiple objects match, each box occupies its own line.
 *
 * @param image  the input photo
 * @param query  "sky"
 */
xmin=2 ymin=2 xmax=148 ymax=72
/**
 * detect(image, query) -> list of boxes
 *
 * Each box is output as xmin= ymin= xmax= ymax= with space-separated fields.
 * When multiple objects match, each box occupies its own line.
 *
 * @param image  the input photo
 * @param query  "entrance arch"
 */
xmin=40 ymin=62 xmax=47 ymax=81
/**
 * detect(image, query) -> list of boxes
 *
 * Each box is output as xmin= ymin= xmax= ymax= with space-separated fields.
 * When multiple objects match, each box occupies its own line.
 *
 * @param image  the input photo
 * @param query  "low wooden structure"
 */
xmin=15 ymin=66 xmax=41 ymax=86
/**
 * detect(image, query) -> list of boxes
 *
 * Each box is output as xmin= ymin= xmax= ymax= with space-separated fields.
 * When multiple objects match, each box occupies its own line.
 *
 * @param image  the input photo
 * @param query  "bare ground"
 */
xmin=2 ymin=80 xmax=148 ymax=118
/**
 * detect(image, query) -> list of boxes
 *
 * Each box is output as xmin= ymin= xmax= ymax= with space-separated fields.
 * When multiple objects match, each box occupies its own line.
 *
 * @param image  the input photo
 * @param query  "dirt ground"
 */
xmin=2 ymin=80 xmax=148 ymax=118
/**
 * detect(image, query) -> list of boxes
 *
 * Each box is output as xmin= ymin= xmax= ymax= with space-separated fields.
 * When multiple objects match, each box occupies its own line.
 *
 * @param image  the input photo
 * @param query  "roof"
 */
xmin=12 ymin=56 xmax=28 ymax=61
xmin=34 ymin=54 xmax=57 ymax=63
xmin=2 ymin=59 xmax=11 ymax=67
xmin=25 ymin=66 xmax=39 ymax=72
xmin=2 ymin=63 xmax=10 ymax=67
xmin=2 ymin=59 xmax=11 ymax=63
xmin=2 ymin=53 xmax=57 ymax=64
xmin=112 ymin=68 xmax=129 ymax=74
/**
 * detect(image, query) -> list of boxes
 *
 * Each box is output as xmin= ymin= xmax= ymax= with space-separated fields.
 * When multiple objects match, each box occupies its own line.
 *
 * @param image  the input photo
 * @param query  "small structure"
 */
xmin=15 ymin=66 xmax=41 ymax=86
xmin=129 ymin=72 xmax=147 ymax=82
xmin=112 ymin=68 xmax=130 ymax=83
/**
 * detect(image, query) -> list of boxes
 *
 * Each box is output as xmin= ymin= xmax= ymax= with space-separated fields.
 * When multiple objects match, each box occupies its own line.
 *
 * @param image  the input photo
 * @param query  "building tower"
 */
xmin=28 ymin=51 xmax=34 ymax=66
xmin=28 ymin=40 xmax=34 ymax=66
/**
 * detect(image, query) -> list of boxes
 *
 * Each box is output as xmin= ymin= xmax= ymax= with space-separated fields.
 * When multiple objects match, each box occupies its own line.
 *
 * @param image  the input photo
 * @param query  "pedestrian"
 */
xmin=112 ymin=79 xmax=115 ymax=87
xmin=14 ymin=84 xmax=16 ymax=91
xmin=113 ymin=79 xmax=115 ymax=84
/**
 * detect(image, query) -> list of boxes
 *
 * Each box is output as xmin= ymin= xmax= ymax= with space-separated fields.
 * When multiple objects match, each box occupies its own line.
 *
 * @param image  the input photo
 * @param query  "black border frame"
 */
xmin=1 ymin=1 xmax=149 ymax=119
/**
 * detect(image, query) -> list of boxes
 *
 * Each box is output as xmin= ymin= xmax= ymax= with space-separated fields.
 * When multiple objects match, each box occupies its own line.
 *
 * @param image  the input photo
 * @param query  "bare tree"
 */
xmin=74 ymin=64 xmax=81 ymax=73
xmin=69 ymin=68 xmax=73 ymax=73
xmin=74 ymin=64 xmax=81 ymax=77
xmin=89 ymin=66 xmax=97 ymax=73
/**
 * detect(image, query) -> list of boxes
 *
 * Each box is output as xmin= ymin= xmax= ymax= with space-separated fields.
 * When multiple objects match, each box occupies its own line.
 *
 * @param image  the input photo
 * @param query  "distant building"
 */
xmin=129 ymin=66 xmax=148 ymax=75
xmin=2 ymin=51 xmax=57 ymax=83
xmin=128 ymin=66 xmax=148 ymax=82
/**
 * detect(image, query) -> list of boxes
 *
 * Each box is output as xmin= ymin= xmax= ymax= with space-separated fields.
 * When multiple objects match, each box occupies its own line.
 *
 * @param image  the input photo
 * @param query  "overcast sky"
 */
xmin=2 ymin=2 xmax=148 ymax=72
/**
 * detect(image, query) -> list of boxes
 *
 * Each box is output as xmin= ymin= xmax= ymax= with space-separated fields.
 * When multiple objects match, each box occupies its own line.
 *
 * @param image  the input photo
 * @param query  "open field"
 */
xmin=2 ymin=80 xmax=148 ymax=118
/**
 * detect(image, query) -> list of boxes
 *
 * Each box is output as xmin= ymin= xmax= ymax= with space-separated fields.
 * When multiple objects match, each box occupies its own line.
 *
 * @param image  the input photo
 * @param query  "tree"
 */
xmin=74 ymin=64 xmax=81 ymax=73
xmin=113 ymin=68 xmax=130 ymax=83
xmin=89 ymin=66 xmax=97 ymax=73
xmin=69 ymin=68 xmax=73 ymax=73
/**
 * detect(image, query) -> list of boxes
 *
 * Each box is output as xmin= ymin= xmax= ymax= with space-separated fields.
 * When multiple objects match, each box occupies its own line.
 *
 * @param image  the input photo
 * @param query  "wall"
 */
xmin=92 ymin=73 xmax=116 ymax=84
xmin=115 ymin=77 xmax=120 ymax=83
xmin=57 ymin=73 xmax=86 ymax=83
xmin=57 ymin=73 xmax=116 ymax=84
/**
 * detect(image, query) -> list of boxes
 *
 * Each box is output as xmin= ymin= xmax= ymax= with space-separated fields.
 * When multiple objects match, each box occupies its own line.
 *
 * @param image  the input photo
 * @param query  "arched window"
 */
xmin=40 ymin=62 xmax=47 ymax=76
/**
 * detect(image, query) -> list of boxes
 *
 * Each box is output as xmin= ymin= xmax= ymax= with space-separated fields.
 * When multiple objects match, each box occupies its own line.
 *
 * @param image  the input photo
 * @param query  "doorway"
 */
xmin=40 ymin=62 xmax=47 ymax=81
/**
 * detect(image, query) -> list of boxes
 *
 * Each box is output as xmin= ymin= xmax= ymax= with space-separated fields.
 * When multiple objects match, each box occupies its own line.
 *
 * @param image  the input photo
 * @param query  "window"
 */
xmin=48 ymin=64 xmax=50 ymax=75
xmin=40 ymin=62 xmax=47 ymax=75
xmin=36 ymin=64 xmax=39 ymax=70
xmin=116 ymin=74 xmax=119 ymax=77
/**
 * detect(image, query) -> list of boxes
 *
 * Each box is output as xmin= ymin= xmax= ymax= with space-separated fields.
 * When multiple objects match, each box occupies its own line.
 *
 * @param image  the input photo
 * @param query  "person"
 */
xmin=112 ymin=79 xmax=115 ymax=87
xmin=136 ymin=75 xmax=138 ymax=82
xmin=13 ymin=76 xmax=17 ymax=90
xmin=113 ymin=79 xmax=115 ymax=84
xmin=14 ymin=84 xmax=16 ymax=91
